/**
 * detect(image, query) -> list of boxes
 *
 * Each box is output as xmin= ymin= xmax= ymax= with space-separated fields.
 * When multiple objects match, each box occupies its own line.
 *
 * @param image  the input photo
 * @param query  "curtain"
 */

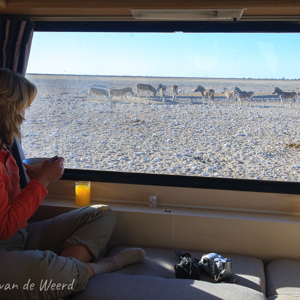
xmin=0 ymin=18 xmax=35 ymax=188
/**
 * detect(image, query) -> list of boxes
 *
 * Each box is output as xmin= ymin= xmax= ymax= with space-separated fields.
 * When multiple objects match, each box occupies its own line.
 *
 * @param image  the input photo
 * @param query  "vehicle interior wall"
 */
xmin=2 ymin=0 xmax=300 ymax=264
xmin=29 ymin=179 xmax=300 ymax=263
xmin=0 ymin=0 xmax=300 ymax=19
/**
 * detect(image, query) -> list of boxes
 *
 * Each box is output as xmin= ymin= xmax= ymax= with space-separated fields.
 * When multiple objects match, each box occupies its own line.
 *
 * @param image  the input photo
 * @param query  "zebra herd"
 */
xmin=222 ymin=86 xmax=297 ymax=106
xmin=88 ymin=83 xmax=298 ymax=106
xmin=88 ymin=83 xmax=179 ymax=102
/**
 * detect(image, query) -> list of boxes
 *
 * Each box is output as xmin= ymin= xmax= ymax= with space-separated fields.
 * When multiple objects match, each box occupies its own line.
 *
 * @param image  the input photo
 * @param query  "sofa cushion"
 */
xmin=69 ymin=246 xmax=267 ymax=300
xmin=266 ymin=259 xmax=300 ymax=297
xmin=106 ymin=246 xmax=266 ymax=293
xmin=71 ymin=273 xmax=265 ymax=300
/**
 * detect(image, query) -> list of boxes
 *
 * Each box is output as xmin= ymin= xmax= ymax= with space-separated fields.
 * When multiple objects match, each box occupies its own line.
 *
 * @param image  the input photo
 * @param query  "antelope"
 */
xmin=272 ymin=87 xmax=297 ymax=106
xmin=88 ymin=87 xmax=110 ymax=101
xmin=234 ymin=87 xmax=254 ymax=106
xmin=157 ymin=84 xmax=167 ymax=102
xmin=109 ymin=87 xmax=134 ymax=100
xmin=136 ymin=83 xmax=157 ymax=98
xmin=171 ymin=85 xmax=178 ymax=100
xmin=222 ymin=87 xmax=239 ymax=106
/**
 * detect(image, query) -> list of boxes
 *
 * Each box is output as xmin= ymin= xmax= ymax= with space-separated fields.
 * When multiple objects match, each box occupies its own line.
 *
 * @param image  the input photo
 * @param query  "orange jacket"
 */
xmin=0 ymin=149 xmax=47 ymax=240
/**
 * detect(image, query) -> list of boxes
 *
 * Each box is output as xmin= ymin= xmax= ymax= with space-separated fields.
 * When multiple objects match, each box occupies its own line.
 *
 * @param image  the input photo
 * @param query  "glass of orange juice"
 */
xmin=75 ymin=181 xmax=91 ymax=206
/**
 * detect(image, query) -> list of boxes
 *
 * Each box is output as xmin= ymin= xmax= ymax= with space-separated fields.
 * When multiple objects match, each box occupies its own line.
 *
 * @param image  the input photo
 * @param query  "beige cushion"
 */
xmin=70 ymin=246 xmax=266 ymax=300
xmin=266 ymin=259 xmax=300 ymax=297
xmin=107 ymin=247 xmax=266 ymax=293
xmin=71 ymin=273 xmax=265 ymax=300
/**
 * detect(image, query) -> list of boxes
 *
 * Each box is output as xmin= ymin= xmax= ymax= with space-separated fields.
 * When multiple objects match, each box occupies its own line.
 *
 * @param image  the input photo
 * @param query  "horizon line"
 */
xmin=25 ymin=73 xmax=300 ymax=81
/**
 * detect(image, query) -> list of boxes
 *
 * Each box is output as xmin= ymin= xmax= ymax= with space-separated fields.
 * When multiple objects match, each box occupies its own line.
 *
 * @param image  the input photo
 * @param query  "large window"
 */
xmin=22 ymin=29 xmax=300 ymax=184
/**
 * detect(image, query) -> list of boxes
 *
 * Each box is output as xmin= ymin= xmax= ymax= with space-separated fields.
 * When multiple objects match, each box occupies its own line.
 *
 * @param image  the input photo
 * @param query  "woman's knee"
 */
xmin=91 ymin=205 xmax=116 ymax=229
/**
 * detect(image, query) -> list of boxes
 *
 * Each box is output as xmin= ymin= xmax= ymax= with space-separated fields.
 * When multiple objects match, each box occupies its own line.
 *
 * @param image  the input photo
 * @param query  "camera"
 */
xmin=199 ymin=253 xmax=232 ymax=282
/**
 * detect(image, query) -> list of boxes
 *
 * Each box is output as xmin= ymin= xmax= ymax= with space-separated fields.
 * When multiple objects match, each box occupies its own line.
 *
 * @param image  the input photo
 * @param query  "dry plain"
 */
xmin=22 ymin=74 xmax=300 ymax=182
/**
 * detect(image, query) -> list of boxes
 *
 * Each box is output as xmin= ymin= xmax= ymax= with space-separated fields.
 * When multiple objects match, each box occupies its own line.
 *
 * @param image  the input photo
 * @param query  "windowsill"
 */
xmin=42 ymin=196 xmax=300 ymax=224
xmin=45 ymin=180 xmax=300 ymax=218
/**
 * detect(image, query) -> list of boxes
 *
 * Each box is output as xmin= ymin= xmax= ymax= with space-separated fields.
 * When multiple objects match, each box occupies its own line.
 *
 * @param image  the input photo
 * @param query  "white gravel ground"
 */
xmin=21 ymin=75 xmax=300 ymax=182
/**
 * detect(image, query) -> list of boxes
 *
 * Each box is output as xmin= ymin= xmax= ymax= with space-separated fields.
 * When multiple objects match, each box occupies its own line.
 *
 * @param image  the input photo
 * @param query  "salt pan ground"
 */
xmin=22 ymin=75 xmax=300 ymax=182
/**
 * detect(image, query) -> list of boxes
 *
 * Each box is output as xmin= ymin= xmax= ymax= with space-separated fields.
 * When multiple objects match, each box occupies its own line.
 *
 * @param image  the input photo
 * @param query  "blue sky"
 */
xmin=27 ymin=32 xmax=300 ymax=79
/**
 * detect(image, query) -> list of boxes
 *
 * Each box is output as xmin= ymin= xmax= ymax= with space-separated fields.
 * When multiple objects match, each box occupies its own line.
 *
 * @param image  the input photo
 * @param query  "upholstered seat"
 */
xmin=266 ymin=259 xmax=300 ymax=300
xmin=71 ymin=246 xmax=266 ymax=300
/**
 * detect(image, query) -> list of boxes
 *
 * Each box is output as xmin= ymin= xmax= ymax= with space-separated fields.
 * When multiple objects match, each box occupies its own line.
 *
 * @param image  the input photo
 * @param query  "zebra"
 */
xmin=157 ymin=84 xmax=167 ymax=102
xmin=272 ymin=87 xmax=297 ymax=106
xmin=171 ymin=85 xmax=179 ymax=100
xmin=222 ymin=87 xmax=239 ymax=106
xmin=194 ymin=85 xmax=215 ymax=105
xmin=136 ymin=83 xmax=157 ymax=98
xmin=234 ymin=87 xmax=254 ymax=106
xmin=109 ymin=87 xmax=134 ymax=100
xmin=88 ymin=87 xmax=110 ymax=102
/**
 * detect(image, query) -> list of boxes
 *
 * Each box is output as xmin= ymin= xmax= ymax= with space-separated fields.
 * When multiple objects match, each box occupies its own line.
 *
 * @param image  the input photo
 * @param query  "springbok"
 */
xmin=272 ymin=87 xmax=297 ymax=106
xmin=234 ymin=87 xmax=254 ymax=106
xmin=136 ymin=83 xmax=157 ymax=98
xmin=88 ymin=87 xmax=110 ymax=101
xmin=157 ymin=84 xmax=167 ymax=102
xmin=171 ymin=85 xmax=179 ymax=100
xmin=222 ymin=87 xmax=239 ymax=106
xmin=194 ymin=85 xmax=215 ymax=105
xmin=109 ymin=87 xmax=134 ymax=100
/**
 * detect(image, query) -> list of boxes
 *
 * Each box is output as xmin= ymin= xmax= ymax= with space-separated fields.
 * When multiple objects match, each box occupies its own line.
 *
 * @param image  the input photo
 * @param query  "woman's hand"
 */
xmin=26 ymin=156 xmax=64 ymax=187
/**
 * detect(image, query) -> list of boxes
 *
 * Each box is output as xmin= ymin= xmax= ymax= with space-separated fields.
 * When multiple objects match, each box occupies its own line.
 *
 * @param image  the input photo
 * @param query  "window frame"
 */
xmin=31 ymin=20 xmax=300 ymax=195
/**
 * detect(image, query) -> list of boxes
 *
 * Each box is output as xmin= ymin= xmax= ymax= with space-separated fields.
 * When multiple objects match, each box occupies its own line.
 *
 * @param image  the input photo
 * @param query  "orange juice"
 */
xmin=75 ymin=181 xmax=91 ymax=206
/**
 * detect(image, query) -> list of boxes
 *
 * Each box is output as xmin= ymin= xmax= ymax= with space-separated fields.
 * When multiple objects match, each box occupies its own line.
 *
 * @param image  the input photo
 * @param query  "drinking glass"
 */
xmin=75 ymin=181 xmax=91 ymax=206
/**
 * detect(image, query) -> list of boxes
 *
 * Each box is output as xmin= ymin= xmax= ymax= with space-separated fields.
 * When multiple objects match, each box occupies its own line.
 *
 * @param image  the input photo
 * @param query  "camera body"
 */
xmin=174 ymin=253 xmax=201 ymax=279
xmin=199 ymin=253 xmax=232 ymax=282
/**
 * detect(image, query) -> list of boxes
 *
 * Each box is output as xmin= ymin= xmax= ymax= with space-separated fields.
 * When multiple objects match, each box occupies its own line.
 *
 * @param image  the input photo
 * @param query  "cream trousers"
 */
xmin=0 ymin=205 xmax=116 ymax=300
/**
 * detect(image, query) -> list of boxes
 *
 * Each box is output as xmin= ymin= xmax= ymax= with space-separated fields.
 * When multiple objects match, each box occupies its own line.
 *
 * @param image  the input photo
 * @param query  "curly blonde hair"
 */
xmin=0 ymin=68 xmax=37 ymax=149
